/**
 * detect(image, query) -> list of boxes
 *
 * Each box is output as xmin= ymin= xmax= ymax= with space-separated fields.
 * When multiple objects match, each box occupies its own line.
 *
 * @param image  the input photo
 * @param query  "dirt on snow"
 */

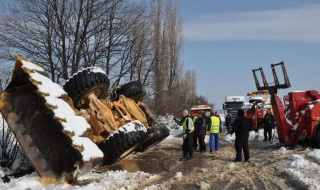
xmin=91 ymin=131 xmax=314 ymax=190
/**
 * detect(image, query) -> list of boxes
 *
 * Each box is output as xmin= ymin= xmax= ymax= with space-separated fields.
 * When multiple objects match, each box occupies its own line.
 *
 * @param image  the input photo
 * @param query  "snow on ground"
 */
xmin=0 ymin=170 xmax=158 ymax=190
xmin=1 ymin=115 xmax=320 ymax=189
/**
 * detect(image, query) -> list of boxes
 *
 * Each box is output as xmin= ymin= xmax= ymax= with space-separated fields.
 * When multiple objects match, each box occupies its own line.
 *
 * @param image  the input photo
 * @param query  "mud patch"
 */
xmin=92 ymin=133 xmax=312 ymax=189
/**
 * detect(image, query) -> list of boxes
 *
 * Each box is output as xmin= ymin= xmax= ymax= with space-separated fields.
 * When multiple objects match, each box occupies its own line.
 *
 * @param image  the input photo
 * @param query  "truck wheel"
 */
xmin=316 ymin=130 xmax=320 ymax=148
xmin=110 ymin=81 xmax=145 ymax=102
xmin=63 ymin=67 xmax=110 ymax=109
xmin=98 ymin=120 xmax=149 ymax=165
xmin=136 ymin=123 xmax=170 ymax=152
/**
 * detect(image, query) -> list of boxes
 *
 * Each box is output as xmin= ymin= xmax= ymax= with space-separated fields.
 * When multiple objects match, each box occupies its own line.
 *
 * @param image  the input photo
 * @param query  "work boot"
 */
xmin=179 ymin=157 xmax=188 ymax=161
xmin=188 ymin=153 xmax=193 ymax=160
xmin=179 ymin=153 xmax=188 ymax=161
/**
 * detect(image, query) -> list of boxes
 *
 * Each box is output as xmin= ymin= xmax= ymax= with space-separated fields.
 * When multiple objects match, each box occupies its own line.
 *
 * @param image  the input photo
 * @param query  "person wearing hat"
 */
xmin=230 ymin=109 xmax=250 ymax=162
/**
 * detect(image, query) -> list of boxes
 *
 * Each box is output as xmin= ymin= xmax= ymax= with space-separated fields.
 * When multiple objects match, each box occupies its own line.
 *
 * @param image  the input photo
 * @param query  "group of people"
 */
xmin=179 ymin=110 xmax=221 ymax=161
xmin=178 ymin=108 xmax=275 ymax=163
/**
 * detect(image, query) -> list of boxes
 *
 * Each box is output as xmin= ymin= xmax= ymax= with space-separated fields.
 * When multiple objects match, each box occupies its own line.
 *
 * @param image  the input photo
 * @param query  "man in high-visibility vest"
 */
xmin=209 ymin=112 xmax=221 ymax=152
xmin=180 ymin=110 xmax=194 ymax=161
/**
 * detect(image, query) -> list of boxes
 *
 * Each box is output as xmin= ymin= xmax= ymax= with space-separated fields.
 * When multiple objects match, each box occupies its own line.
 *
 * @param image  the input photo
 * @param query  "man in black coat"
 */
xmin=230 ymin=109 xmax=250 ymax=162
xmin=263 ymin=109 xmax=274 ymax=141
xmin=193 ymin=112 xmax=210 ymax=153
xmin=225 ymin=111 xmax=232 ymax=134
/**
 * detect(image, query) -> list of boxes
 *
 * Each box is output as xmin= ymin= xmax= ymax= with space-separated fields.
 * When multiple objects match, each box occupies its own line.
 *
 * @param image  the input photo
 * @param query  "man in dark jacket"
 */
xmin=225 ymin=111 xmax=232 ymax=134
xmin=263 ymin=109 xmax=274 ymax=141
xmin=230 ymin=109 xmax=250 ymax=162
xmin=180 ymin=110 xmax=194 ymax=161
xmin=193 ymin=112 xmax=210 ymax=153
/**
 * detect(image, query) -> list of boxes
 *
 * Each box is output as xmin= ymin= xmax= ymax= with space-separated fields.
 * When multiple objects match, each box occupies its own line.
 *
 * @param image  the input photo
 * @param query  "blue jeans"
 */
xmin=210 ymin=133 xmax=219 ymax=152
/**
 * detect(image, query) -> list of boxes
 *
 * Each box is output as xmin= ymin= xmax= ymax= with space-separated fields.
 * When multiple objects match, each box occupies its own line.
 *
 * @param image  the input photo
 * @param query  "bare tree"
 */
xmin=0 ymin=68 xmax=19 ymax=168
xmin=179 ymin=69 xmax=197 ymax=110
xmin=0 ymin=0 xmax=154 ymax=86
xmin=150 ymin=0 xmax=185 ymax=116
xmin=163 ymin=0 xmax=184 ymax=115
xmin=0 ymin=0 xmax=204 ymax=118
xmin=0 ymin=63 xmax=12 ymax=91
xmin=0 ymin=116 xmax=19 ymax=168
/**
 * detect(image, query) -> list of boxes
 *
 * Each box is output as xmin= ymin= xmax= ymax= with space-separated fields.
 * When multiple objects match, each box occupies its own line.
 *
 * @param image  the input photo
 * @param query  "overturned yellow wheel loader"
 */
xmin=0 ymin=55 xmax=169 ymax=181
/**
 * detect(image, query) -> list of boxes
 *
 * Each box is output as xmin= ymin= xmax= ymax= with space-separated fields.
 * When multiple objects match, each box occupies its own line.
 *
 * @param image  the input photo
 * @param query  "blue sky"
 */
xmin=179 ymin=0 xmax=320 ymax=109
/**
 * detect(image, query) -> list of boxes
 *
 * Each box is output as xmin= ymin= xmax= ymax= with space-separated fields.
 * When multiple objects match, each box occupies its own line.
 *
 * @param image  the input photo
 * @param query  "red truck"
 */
xmin=252 ymin=62 xmax=320 ymax=147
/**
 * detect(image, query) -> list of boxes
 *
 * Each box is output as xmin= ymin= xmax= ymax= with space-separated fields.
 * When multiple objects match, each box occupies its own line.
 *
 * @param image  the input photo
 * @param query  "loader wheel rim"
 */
xmin=80 ymin=89 xmax=101 ymax=105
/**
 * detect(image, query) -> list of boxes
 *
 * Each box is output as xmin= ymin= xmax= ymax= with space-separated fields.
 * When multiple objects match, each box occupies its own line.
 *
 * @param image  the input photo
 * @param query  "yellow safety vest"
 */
xmin=210 ymin=116 xmax=220 ymax=133
xmin=182 ymin=117 xmax=194 ymax=134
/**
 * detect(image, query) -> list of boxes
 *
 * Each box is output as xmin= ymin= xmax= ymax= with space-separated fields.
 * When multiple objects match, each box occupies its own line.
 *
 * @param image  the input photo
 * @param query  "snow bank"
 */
xmin=78 ymin=170 xmax=157 ymax=190
xmin=278 ymin=146 xmax=287 ymax=151
xmin=274 ymin=150 xmax=320 ymax=190
xmin=158 ymin=115 xmax=180 ymax=130
xmin=0 ymin=170 xmax=157 ymax=190
xmin=224 ymin=129 xmax=265 ymax=143
xmin=167 ymin=126 xmax=183 ymax=138
xmin=307 ymin=149 xmax=320 ymax=163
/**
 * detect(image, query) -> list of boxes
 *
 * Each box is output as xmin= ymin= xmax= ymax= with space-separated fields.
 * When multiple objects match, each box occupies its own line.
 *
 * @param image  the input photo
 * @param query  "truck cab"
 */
xmin=223 ymin=96 xmax=245 ymax=125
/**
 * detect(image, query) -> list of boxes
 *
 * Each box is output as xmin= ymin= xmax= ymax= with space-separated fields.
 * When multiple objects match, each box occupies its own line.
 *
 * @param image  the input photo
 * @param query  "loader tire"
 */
xmin=110 ymin=81 xmax=145 ymax=102
xmin=98 ymin=121 xmax=149 ymax=165
xmin=63 ymin=68 xmax=110 ymax=109
xmin=136 ymin=123 xmax=170 ymax=152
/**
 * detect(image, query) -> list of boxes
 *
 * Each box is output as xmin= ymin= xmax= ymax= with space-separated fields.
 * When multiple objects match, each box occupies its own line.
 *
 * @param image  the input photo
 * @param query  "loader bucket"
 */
xmin=0 ymin=55 xmax=103 ymax=180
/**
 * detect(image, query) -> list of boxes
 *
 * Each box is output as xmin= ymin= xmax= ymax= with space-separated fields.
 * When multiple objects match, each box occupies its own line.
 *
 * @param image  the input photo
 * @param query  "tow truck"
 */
xmin=252 ymin=62 xmax=320 ymax=147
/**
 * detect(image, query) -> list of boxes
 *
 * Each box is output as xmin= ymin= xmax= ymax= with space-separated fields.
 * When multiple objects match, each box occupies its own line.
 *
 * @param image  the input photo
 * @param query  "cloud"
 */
xmin=183 ymin=4 xmax=320 ymax=43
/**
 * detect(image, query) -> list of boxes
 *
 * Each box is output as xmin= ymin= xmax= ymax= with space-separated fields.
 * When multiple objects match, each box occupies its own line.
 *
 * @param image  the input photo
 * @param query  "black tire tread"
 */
xmin=136 ymin=123 xmax=170 ymax=152
xmin=110 ymin=81 xmax=145 ymax=102
xmin=98 ymin=121 xmax=149 ymax=165
xmin=63 ymin=67 xmax=110 ymax=109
